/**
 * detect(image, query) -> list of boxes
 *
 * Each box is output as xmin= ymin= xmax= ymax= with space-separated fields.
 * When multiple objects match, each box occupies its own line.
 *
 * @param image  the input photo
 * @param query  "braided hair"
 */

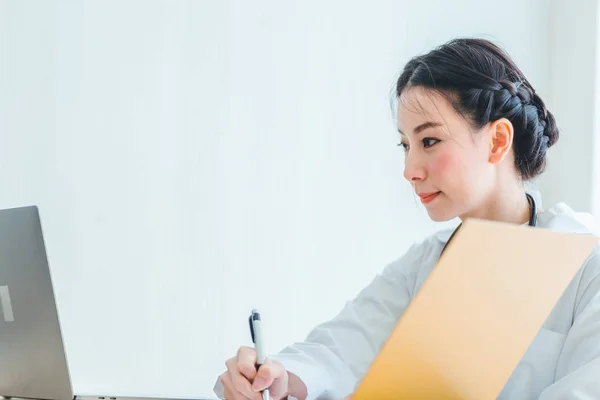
xmin=396 ymin=38 xmax=558 ymax=180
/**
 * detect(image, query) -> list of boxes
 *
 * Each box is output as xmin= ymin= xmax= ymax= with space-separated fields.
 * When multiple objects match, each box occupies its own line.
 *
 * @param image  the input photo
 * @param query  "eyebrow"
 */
xmin=398 ymin=121 xmax=444 ymax=136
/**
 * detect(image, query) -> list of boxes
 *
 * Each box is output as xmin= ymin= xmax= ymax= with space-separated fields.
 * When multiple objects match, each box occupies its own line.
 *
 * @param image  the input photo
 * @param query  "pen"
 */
xmin=249 ymin=309 xmax=270 ymax=400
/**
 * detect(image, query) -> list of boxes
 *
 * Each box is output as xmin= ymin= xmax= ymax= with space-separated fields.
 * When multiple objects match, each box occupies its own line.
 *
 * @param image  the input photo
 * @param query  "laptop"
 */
xmin=0 ymin=205 xmax=206 ymax=400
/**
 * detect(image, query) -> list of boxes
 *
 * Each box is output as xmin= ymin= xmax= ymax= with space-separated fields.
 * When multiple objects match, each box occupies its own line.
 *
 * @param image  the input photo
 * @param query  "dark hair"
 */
xmin=396 ymin=38 xmax=559 ymax=180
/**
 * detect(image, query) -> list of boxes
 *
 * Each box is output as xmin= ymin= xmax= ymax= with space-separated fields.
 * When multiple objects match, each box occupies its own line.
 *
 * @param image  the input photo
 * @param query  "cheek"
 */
xmin=430 ymin=150 xmax=461 ymax=178
xmin=429 ymin=149 xmax=479 ymax=194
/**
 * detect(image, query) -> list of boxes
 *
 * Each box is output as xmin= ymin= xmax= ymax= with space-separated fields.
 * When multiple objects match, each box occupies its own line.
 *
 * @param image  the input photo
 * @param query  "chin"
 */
xmin=422 ymin=193 xmax=460 ymax=222
xmin=426 ymin=209 xmax=456 ymax=223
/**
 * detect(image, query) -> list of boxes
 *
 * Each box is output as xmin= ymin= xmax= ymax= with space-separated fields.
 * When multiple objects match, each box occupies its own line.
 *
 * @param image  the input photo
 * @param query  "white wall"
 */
xmin=538 ymin=0 xmax=599 ymax=215
xmin=0 ymin=1 xmax=553 ymax=398
xmin=595 ymin=3 xmax=600 ymax=219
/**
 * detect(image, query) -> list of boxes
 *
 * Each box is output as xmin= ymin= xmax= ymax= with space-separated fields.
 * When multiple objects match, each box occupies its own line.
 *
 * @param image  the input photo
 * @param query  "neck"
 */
xmin=460 ymin=183 xmax=531 ymax=225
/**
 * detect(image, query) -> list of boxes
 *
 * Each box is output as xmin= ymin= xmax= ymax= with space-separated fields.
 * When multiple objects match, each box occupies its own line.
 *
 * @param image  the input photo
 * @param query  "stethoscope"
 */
xmin=440 ymin=193 xmax=537 ymax=257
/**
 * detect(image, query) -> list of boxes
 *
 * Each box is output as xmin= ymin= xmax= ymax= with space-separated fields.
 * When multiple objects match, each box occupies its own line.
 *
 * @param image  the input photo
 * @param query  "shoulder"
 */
xmin=537 ymin=201 xmax=600 ymax=236
xmin=538 ymin=200 xmax=600 ymax=314
xmin=387 ymin=225 xmax=455 ymax=268
xmin=538 ymin=200 xmax=600 ymax=272
xmin=381 ymin=225 xmax=456 ymax=290
xmin=538 ymin=200 xmax=600 ymax=266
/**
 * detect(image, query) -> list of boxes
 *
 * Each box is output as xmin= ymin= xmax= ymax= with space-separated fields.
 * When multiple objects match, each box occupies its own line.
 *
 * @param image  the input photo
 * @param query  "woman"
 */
xmin=214 ymin=38 xmax=600 ymax=399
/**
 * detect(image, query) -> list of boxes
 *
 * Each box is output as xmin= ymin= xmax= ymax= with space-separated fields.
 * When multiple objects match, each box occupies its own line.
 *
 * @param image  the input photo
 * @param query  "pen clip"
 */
xmin=248 ymin=313 xmax=256 ymax=343
xmin=249 ymin=310 xmax=261 ymax=344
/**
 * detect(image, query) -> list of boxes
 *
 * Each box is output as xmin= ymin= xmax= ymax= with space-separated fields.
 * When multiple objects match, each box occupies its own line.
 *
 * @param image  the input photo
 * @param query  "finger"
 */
xmin=229 ymin=368 xmax=261 ymax=400
xmin=221 ymin=367 xmax=251 ymax=400
xmin=252 ymin=360 xmax=284 ymax=392
xmin=220 ymin=373 xmax=236 ymax=400
xmin=237 ymin=346 xmax=258 ymax=380
xmin=226 ymin=356 xmax=254 ymax=383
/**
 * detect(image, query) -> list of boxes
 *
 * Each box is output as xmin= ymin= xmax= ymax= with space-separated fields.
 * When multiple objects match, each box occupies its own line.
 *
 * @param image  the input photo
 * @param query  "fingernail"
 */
xmin=252 ymin=378 xmax=266 ymax=392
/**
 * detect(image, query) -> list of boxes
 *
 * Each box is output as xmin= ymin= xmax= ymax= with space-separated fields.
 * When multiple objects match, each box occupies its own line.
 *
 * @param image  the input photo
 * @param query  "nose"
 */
xmin=403 ymin=151 xmax=427 ymax=183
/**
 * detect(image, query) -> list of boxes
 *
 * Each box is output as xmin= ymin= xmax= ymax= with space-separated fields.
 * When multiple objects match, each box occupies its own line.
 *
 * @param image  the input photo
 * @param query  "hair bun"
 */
xmin=533 ymin=93 xmax=559 ymax=149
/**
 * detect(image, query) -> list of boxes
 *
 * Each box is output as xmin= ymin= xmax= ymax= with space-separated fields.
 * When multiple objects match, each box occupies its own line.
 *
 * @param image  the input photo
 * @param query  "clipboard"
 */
xmin=352 ymin=218 xmax=598 ymax=399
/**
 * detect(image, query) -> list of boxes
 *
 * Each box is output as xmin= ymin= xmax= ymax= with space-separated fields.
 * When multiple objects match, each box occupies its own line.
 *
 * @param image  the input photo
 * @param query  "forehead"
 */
xmin=396 ymin=87 xmax=465 ymax=136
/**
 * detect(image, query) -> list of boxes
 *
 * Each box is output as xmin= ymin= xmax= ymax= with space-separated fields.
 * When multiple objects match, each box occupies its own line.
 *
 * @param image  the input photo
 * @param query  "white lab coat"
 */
xmin=214 ymin=199 xmax=600 ymax=399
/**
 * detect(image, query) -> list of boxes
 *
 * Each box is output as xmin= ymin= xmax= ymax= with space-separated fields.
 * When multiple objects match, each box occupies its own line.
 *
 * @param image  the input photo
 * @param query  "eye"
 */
xmin=397 ymin=142 xmax=409 ymax=152
xmin=422 ymin=137 xmax=440 ymax=148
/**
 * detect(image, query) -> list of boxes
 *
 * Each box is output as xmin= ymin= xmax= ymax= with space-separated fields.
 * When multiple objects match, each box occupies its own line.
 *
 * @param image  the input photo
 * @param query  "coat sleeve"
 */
xmin=267 ymin=243 xmax=426 ymax=400
xmin=538 ymin=253 xmax=600 ymax=399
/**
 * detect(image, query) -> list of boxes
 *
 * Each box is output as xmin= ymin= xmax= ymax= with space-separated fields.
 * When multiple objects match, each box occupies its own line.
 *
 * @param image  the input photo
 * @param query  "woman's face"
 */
xmin=397 ymin=87 xmax=499 ymax=222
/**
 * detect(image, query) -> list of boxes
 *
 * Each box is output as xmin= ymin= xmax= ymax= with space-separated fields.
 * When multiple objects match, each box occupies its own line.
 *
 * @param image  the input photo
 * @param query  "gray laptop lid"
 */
xmin=0 ymin=206 xmax=74 ymax=400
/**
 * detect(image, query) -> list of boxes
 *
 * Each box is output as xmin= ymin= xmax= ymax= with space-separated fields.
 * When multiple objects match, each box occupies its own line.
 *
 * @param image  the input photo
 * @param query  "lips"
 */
xmin=418 ymin=192 xmax=440 ymax=204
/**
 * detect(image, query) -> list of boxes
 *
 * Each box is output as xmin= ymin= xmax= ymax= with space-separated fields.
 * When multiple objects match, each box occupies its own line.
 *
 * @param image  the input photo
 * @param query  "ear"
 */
xmin=488 ymin=118 xmax=514 ymax=165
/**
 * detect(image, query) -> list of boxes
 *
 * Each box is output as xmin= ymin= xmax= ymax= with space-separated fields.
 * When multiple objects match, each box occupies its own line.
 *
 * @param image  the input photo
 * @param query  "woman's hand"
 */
xmin=218 ymin=346 xmax=289 ymax=400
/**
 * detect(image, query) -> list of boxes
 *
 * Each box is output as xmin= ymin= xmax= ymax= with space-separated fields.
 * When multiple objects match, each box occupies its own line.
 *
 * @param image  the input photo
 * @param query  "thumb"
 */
xmin=251 ymin=360 xmax=287 ymax=397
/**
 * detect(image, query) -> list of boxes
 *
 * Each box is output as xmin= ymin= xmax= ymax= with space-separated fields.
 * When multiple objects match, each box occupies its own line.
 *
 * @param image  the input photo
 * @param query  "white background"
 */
xmin=1 ymin=1 xmax=598 ymax=398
